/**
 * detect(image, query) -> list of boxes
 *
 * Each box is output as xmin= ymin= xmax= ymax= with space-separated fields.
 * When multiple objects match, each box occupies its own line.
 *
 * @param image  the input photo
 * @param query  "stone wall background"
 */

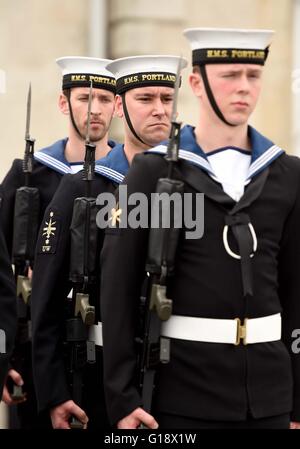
xmin=0 ymin=0 xmax=298 ymax=427
xmin=108 ymin=0 xmax=294 ymax=151
xmin=0 ymin=0 xmax=297 ymax=182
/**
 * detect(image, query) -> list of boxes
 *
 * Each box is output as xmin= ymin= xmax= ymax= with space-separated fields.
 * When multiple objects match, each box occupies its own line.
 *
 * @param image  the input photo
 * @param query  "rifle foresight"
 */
xmin=165 ymin=120 xmax=181 ymax=163
xmin=23 ymin=138 xmax=35 ymax=175
xmin=83 ymin=142 xmax=96 ymax=182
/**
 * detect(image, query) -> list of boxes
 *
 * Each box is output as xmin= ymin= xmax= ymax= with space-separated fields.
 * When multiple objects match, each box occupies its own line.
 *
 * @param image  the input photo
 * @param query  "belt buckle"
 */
xmin=235 ymin=318 xmax=248 ymax=345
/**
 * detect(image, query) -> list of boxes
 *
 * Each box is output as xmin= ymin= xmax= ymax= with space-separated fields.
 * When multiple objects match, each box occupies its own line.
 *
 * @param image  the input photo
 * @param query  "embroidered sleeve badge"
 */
xmin=39 ymin=211 xmax=58 ymax=253
xmin=109 ymin=203 xmax=122 ymax=227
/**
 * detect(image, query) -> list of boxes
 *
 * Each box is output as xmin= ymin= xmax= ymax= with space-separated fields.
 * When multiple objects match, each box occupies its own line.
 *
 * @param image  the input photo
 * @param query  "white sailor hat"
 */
xmin=56 ymin=56 xmax=116 ymax=93
xmin=183 ymin=28 xmax=274 ymax=66
xmin=106 ymin=55 xmax=188 ymax=94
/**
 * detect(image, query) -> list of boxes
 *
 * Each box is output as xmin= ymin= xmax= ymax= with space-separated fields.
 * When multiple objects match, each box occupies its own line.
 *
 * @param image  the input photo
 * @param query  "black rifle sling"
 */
xmin=12 ymin=186 xmax=40 ymax=264
xmin=69 ymin=197 xmax=100 ymax=284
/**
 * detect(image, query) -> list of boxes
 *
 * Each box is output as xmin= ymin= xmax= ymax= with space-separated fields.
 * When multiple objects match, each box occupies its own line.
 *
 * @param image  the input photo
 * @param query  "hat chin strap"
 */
xmin=121 ymin=93 xmax=149 ymax=146
xmin=199 ymin=65 xmax=237 ymax=127
xmin=66 ymin=90 xmax=86 ymax=140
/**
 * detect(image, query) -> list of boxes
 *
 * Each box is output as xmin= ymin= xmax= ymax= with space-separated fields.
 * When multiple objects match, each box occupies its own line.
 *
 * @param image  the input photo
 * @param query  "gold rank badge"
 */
xmin=109 ymin=203 xmax=122 ymax=227
xmin=42 ymin=211 xmax=57 ymax=252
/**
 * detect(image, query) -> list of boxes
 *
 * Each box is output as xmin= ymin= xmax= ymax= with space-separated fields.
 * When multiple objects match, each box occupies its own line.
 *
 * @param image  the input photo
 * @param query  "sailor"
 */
xmin=1 ymin=56 xmax=117 ymax=428
xmin=100 ymin=28 xmax=300 ymax=429
xmin=31 ymin=55 xmax=187 ymax=429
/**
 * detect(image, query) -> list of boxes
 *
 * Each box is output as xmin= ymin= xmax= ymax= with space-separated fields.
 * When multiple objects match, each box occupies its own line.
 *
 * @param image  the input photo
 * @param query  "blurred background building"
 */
xmin=0 ymin=0 xmax=299 ymax=426
xmin=0 ymin=0 xmax=299 ymax=182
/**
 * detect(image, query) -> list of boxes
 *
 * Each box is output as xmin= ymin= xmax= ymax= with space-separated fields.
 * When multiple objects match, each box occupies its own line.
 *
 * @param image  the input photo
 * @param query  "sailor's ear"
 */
xmin=58 ymin=93 xmax=70 ymax=115
xmin=189 ymin=67 xmax=204 ymax=98
xmin=114 ymin=94 xmax=124 ymax=118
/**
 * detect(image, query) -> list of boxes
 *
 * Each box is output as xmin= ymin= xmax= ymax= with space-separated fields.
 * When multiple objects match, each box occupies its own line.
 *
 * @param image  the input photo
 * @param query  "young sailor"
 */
xmin=100 ymin=28 xmax=300 ymax=429
xmin=1 ymin=56 xmax=116 ymax=428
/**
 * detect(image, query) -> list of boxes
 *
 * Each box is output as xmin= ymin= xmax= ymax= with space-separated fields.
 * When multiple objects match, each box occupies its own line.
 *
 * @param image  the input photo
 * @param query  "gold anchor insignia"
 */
xmin=109 ymin=203 xmax=122 ymax=227
xmin=42 ymin=211 xmax=57 ymax=251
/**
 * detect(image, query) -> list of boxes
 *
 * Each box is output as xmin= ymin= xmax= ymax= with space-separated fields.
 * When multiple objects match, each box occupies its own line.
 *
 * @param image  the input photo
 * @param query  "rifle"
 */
xmin=65 ymin=81 xmax=100 ymax=428
xmin=10 ymin=83 xmax=40 ymax=400
xmin=138 ymin=60 xmax=185 ymax=415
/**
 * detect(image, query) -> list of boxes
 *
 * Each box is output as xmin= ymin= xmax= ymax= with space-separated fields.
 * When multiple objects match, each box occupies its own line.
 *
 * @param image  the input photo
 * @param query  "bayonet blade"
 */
xmin=86 ymin=80 xmax=93 ymax=144
xmin=25 ymin=83 xmax=31 ymax=140
xmin=171 ymin=57 xmax=183 ymax=124
xmin=166 ymin=57 xmax=184 ymax=163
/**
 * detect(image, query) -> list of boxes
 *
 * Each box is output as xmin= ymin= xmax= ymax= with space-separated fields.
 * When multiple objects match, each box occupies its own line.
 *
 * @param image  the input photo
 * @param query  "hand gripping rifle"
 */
xmin=66 ymin=81 xmax=100 ymax=428
xmin=10 ymin=84 xmax=40 ymax=400
xmin=138 ymin=60 xmax=185 ymax=415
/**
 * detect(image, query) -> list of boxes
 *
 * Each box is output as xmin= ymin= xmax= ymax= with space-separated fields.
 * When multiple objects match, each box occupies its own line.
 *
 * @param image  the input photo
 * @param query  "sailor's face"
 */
xmin=194 ymin=64 xmax=263 ymax=126
xmin=121 ymin=86 xmax=174 ymax=147
xmin=67 ymin=87 xmax=115 ymax=141
xmin=208 ymin=64 xmax=263 ymax=125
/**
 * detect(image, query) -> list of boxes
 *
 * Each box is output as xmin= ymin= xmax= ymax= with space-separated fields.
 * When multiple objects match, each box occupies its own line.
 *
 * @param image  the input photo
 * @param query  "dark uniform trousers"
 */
xmin=100 ymin=151 xmax=300 ymax=428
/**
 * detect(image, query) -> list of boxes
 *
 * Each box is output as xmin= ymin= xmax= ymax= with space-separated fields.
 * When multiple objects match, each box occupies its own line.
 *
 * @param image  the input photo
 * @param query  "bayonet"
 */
xmin=170 ymin=57 xmax=183 ymax=124
xmin=23 ymin=83 xmax=35 ymax=179
xmin=166 ymin=57 xmax=184 ymax=164
xmin=83 ymin=81 xmax=96 ymax=193
xmin=25 ymin=83 xmax=31 ymax=141
xmin=85 ymin=80 xmax=93 ymax=145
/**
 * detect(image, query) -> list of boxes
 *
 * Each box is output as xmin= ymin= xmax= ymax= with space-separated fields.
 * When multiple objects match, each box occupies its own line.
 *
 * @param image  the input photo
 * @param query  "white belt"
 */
xmin=88 ymin=322 xmax=103 ymax=347
xmin=161 ymin=313 xmax=281 ymax=345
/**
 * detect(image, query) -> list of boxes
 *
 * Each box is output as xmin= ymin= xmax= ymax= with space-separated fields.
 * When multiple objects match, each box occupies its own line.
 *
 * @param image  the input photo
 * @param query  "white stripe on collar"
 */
xmin=247 ymin=145 xmax=284 ymax=179
xmin=94 ymin=165 xmax=124 ymax=183
xmin=149 ymin=143 xmax=284 ymax=183
xmin=148 ymin=145 xmax=215 ymax=177
xmin=34 ymin=151 xmax=71 ymax=174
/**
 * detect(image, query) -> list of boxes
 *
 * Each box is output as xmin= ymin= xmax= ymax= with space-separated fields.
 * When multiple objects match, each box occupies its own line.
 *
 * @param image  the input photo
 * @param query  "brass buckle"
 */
xmin=235 ymin=318 xmax=248 ymax=345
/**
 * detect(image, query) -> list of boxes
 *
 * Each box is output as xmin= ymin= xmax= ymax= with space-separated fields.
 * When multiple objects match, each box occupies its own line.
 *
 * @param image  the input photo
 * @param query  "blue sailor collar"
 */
xmin=94 ymin=143 xmax=129 ymax=184
xmin=246 ymin=127 xmax=284 ymax=179
xmin=34 ymin=138 xmax=117 ymax=175
xmin=148 ymin=124 xmax=284 ymax=182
